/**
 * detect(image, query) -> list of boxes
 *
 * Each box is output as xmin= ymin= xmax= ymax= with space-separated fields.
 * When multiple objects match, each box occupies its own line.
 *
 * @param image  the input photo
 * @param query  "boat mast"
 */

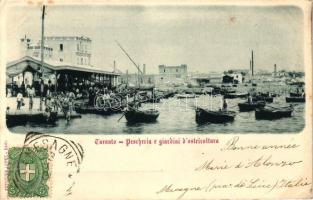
xmin=115 ymin=40 xmax=143 ymax=88
xmin=251 ymin=50 xmax=254 ymax=76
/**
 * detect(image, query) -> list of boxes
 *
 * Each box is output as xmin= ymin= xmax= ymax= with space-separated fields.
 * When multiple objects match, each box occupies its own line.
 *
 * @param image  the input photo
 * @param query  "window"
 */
xmin=60 ymin=44 xmax=63 ymax=51
xmin=164 ymin=69 xmax=166 ymax=73
xmin=77 ymin=58 xmax=79 ymax=64
xmin=81 ymin=58 xmax=83 ymax=65
xmin=176 ymin=69 xmax=178 ymax=72
xmin=60 ymin=58 xmax=63 ymax=62
xmin=77 ymin=44 xmax=79 ymax=51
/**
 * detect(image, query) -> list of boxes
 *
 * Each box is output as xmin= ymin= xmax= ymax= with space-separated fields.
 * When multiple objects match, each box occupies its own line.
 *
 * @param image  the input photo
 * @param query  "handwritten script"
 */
xmin=156 ymin=136 xmax=310 ymax=199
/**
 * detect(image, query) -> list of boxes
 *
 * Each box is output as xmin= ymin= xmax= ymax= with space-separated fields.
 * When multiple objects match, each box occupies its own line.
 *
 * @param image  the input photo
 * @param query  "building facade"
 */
xmin=20 ymin=35 xmax=92 ymax=66
xmin=8 ymin=35 xmax=120 ymax=96
xmin=20 ymin=36 xmax=53 ymax=60
xmin=158 ymin=64 xmax=187 ymax=84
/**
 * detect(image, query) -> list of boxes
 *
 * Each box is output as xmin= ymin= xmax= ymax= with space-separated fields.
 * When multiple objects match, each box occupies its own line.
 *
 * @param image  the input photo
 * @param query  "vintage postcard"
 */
xmin=0 ymin=0 xmax=312 ymax=199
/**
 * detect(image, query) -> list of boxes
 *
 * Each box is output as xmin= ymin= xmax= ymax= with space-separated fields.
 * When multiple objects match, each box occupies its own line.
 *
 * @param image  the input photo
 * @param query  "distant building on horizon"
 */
xmin=158 ymin=64 xmax=187 ymax=84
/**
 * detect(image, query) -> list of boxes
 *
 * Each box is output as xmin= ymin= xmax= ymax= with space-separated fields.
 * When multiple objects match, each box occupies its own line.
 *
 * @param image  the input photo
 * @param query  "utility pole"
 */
xmin=39 ymin=5 xmax=46 ymax=111
xmin=41 ymin=5 xmax=45 ymax=75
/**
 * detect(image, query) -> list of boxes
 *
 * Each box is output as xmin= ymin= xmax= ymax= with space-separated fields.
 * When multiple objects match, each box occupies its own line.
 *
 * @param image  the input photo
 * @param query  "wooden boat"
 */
xmin=238 ymin=101 xmax=266 ymax=112
xmin=195 ymin=107 xmax=236 ymax=124
xmin=255 ymin=106 xmax=293 ymax=120
xmin=75 ymin=105 xmax=121 ymax=115
xmin=224 ymin=93 xmax=248 ymax=99
xmin=252 ymin=96 xmax=273 ymax=103
xmin=6 ymin=111 xmax=58 ymax=127
xmin=176 ymin=94 xmax=197 ymax=99
xmin=75 ymin=97 xmax=128 ymax=115
xmin=124 ymin=108 xmax=159 ymax=123
xmin=286 ymin=96 xmax=305 ymax=103
xmin=289 ymin=92 xmax=302 ymax=97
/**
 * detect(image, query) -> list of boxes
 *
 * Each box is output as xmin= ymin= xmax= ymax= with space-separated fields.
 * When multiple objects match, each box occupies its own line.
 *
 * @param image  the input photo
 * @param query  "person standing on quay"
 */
xmin=16 ymin=91 xmax=23 ymax=110
xmin=27 ymin=86 xmax=35 ymax=110
xmin=39 ymin=79 xmax=45 ymax=111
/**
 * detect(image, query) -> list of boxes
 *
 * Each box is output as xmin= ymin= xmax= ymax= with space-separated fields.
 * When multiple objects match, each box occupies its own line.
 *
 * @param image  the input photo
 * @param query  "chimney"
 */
xmin=143 ymin=64 xmax=146 ymax=75
xmin=126 ymin=69 xmax=129 ymax=84
xmin=251 ymin=50 xmax=254 ymax=76
xmin=274 ymin=64 xmax=277 ymax=78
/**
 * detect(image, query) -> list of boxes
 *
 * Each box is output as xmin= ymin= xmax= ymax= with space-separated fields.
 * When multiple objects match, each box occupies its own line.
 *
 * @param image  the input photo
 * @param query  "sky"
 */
xmin=6 ymin=5 xmax=304 ymax=74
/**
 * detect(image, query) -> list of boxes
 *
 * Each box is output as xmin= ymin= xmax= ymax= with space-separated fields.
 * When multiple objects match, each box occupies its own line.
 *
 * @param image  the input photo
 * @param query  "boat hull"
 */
xmin=286 ymin=97 xmax=305 ymax=103
xmin=195 ymin=108 xmax=235 ymax=124
xmin=255 ymin=108 xmax=293 ymax=120
xmin=6 ymin=111 xmax=58 ymax=127
xmin=124 ymin=109 xmax=159 ymax=123
xmin=238 ymin=102 xmax=265 ymax=112
xmin=253 ymin=96 xmax=273 ymax=103
xmin=176 ymin=94 xmax=196 ymax=99
xmin=224 ymin=93 xmax=248 ymax=99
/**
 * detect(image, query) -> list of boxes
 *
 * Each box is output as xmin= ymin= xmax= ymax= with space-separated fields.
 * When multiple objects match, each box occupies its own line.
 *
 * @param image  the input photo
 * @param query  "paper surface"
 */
xmin=0 ymin=0 xmax=312 ymax=199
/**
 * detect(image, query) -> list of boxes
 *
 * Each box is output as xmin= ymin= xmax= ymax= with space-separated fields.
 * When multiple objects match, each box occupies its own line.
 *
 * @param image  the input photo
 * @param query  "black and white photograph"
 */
xmin=6 ymin=4 xmax=305 ymax=134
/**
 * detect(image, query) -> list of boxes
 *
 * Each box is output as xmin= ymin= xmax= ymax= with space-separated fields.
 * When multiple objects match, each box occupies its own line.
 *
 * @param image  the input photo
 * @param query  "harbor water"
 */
xmin=8 ymin=95 xmax=305 ymax=134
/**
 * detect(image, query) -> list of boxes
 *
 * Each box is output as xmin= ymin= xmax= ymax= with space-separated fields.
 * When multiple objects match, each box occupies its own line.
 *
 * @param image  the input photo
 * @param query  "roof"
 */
xmin=7 ymin=56 xmax=122 ymax=76
xmin=44 ymin=36 xmax=91 ymax=42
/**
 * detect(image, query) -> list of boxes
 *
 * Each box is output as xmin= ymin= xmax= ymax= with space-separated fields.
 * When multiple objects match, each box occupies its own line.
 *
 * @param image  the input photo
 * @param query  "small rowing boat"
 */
xmin=195 ymin=107 xmax=236 ymax=124
xmin=238 ymin=101 xmax=266 ymax=112
xmin=252 ymin=96 xmax=273 ymax=103
xmin=176 ymin=93 xmax=197 ymax=99
xmin=6 ymin=110 xmax=58 ymax=127
xmin=255 ymin=105 xmax=293 ymax=120
xmin=286 ymin=96 xmax=305 ymax=103
xmin=124 ymin=108 xmax=160 ymax=123
xmin=224 ymin=93 xmax=248 ymax=99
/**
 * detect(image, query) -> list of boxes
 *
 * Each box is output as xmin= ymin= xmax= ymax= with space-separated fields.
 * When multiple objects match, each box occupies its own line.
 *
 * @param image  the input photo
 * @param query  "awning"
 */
xmin=7 ymin=56 xmax=121 ymax=76
xmin=6 ymin=61 xmax=41 ymax=78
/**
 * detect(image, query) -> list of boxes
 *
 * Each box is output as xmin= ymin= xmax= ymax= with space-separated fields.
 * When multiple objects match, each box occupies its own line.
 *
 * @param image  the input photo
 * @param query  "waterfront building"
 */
xmin=7 ymin=35 xmax=121 ymax=96
xmin=190 ymin=72 xmax=223 ymax=86
xmin=20 ymin=35 xmax=92 ymax=66
xmin=158 ymin=64 xmax=187 ymax=84
xmin=222 ymin=73 xmax=243 ymax=84
xmin=20 ymin=35 xmax=53 ymax=60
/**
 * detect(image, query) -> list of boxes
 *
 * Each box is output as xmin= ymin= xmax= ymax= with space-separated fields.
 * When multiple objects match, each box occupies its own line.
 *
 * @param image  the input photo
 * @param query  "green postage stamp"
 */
xmin=7 ymin=147 xmax=49 ymax=197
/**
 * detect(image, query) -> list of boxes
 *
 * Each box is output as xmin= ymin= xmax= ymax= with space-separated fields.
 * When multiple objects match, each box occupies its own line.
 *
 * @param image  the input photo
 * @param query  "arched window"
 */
xmin=81 ymin=58 xmax=83 ymax=65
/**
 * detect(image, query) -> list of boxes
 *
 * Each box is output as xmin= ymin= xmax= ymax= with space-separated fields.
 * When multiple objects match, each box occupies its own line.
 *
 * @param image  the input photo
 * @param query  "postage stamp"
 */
xmin=7 ymin=147 xmax=49 ymax=197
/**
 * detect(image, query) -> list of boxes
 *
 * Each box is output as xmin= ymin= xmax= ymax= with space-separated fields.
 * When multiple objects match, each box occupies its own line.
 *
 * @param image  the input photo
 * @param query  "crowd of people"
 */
xmin=9 ymin=81 xmax=127 ymax=121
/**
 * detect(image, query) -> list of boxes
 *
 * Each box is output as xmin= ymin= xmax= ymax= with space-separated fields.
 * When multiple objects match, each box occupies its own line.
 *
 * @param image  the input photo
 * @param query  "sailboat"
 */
xmin=116 ymin=41 xmax=160 ymax=123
